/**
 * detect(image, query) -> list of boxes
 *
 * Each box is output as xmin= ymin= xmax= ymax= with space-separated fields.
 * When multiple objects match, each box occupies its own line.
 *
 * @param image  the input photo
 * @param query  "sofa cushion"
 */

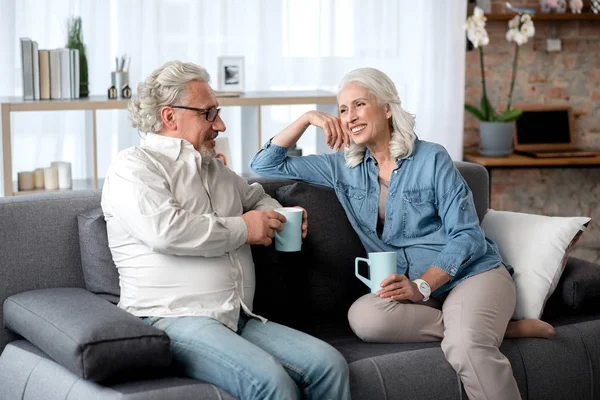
xmin=557 ymin=257 xmax=600 ymax=309
xmin=481 ymin=209 xmax=590 ymax=320
xmin=3 ymin=288 xmax=171 ymax=381
xmin=78 ymin=207 xmax=120 ymax=303
xmin=270 ymin=182 xmax=369 ymax=327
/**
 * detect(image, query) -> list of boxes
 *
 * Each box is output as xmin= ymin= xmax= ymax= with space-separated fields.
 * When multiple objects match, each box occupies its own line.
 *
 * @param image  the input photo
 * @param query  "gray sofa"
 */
xmin=1 ymin=161 xmax=600 ymax=399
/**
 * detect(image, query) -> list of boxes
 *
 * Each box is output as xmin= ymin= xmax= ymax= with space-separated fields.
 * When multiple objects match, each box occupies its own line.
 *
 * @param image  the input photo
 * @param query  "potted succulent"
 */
xmin=66 ymin=16 xmax=89 ymax=97
xmin=464 ymin=7 xmax=535 ymax=156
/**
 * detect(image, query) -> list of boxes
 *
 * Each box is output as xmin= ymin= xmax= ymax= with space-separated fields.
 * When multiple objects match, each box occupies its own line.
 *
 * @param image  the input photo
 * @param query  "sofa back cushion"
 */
xmin=77 ymin=207 xmax=120 ymax=303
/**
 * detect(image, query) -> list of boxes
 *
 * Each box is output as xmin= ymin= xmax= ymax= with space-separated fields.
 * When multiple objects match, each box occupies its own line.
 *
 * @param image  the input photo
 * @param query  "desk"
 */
xmin=1 ymin=91 xmax=337 ymax=196
xmin=463 ymin=151 xmax=600 ymax=195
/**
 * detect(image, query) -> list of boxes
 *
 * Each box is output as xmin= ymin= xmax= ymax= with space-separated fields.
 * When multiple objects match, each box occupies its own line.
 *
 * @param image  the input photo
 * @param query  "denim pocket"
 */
xmin=337 ymin=183 xmax=370 ymax=230
xmin=402 ymin=188 xmax=442 ymax=238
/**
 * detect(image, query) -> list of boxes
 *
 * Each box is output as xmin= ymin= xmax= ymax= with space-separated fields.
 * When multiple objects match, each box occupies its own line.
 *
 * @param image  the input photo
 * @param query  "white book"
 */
xmin=32 ymin=41 xmax=40 ymax=100
xmin=69 ymin=49 xmax=80 ymax=99
xmin=58 ymin=48 xmax=71 ymax=100
xmin=20 ymin=38 xmax=34 ymax=100
xmin=38 ymin=50 xmax=50 ymax=100
xmin=48 ymin=49 xmax=61 ymax=99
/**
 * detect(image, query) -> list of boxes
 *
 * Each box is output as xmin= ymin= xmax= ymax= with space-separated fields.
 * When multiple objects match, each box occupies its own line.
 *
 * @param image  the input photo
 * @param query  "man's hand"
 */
xmin=293 ymin=206 xmax=308 ymax=238
xmin=376 ymin=273 xmax=424 ymax=302
xmin=241 ymin=210 xmax=286 ymax=246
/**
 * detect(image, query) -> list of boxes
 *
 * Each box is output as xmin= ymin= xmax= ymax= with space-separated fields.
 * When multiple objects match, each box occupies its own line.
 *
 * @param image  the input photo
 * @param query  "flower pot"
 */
xmin=479 ymin=121 xmax=514 ymax=157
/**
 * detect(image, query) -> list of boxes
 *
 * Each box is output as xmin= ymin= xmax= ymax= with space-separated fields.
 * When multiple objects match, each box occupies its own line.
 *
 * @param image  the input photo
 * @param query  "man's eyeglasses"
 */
xmin=171 ymin=106 xmax=221 ymax=122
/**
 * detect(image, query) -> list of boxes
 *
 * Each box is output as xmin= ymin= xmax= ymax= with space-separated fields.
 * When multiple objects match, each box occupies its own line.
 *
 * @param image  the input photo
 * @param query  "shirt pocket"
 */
xmin=402 ymin=188 xmax=442 ymax=238
xmin=337 ymin=183 xmax=368 ymax=226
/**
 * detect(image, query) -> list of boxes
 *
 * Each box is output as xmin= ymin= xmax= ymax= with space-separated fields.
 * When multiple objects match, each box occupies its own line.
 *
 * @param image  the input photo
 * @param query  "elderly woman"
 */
xmin=250 ymin=67 xmax=554 ymax=400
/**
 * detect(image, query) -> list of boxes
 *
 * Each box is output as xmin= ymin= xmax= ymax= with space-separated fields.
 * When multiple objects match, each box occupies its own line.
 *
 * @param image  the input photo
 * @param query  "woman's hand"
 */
xmin=305 ymin=111 xmax=350 ymax=151
xmin=376 ymin=273 xmax=424 ymax=302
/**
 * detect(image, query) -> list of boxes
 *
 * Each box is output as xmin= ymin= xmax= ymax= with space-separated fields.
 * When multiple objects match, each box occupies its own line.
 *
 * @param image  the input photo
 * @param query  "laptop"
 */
xmin=513 ymin=105 xmax=599 ymax=158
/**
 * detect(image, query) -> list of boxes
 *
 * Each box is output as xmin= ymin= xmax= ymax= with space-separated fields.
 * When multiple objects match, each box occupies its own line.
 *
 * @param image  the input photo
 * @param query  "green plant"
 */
xmin=66 ymin=16 xmax=89 ymax=97
xmin=464 ymin=7 xmax=535 ymax=122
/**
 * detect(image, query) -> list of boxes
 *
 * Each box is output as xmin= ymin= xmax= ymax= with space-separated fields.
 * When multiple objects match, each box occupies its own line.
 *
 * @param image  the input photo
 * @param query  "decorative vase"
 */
xmin=479 ymin=121 xmax=514 ymax=157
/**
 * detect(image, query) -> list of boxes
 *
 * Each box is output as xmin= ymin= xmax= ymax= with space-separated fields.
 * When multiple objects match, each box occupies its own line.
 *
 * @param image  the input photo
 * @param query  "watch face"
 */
xmin=419 ymin=282 xmax=430 ymax=293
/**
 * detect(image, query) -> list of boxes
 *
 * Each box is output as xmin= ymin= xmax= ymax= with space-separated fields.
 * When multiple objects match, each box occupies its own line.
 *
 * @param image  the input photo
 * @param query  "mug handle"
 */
xmin=355 ymin=257 xmax=371 ymax=289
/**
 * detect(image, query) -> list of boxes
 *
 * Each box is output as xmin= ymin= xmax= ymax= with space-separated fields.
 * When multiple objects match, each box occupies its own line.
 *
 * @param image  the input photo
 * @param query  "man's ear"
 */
xmin=160 ymin=106 xmax=178 ymax=130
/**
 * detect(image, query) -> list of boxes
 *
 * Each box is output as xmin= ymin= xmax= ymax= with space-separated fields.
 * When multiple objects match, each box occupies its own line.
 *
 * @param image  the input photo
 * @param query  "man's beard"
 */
xmin=199 ymin=145 xmax=216 ymax=164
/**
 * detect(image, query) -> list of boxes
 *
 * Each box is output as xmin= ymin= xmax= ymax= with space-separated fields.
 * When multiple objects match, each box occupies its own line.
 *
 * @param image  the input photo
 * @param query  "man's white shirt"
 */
xmin=101 ymin=133 xmax=281 ymax=331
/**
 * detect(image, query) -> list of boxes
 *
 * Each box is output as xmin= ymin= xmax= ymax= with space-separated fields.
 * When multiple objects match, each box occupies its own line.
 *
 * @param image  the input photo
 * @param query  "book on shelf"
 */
xmin=38 ymin=50 xmax=50 ymax=100
xmin=20 ymin=38 xmax=34 ymax=100
xmin=20 ymin=37 xmax=81 ymax=101
xmin=32 ymin=41 xmax=40 ymax=100
xmin=49 ymin=49 xmax=61 ymax=99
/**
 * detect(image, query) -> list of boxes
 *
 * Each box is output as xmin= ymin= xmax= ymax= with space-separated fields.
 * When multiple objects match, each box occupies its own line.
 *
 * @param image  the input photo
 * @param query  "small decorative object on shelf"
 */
xmin=51 ymin=161 xmax=72 ymax=189
xmin=43 ymin=166 xmax=59 ymax=190
xmin=34 ymin=168 xmax=44 ymax=189
xmin=592 ymin=0 xmax=600 ymax=13
xmin=122 ymin=85 xmax=132 ymax=99
xmin=17 ymin=171 xmax=35 ymax=191
xmin=569 ymin=0 xmax=583 ymax=12
xmin=108 ymin=86 xmax=118 ymax=99
xmin=66 ymin=17 xmax=89 ymax=97
xmin=540 ymin=0 xmax=567 ymax=13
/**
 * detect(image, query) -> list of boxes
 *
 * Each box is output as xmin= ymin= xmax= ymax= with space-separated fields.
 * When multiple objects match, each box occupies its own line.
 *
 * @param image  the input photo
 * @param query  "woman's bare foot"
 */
xmin=505 ymin=319 xmax=555 ymax=339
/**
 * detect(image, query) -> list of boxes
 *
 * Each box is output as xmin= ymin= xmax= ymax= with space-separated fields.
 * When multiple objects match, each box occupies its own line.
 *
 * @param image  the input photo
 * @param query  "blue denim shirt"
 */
xmin=250 ymin=139 xmax=509 ymax=297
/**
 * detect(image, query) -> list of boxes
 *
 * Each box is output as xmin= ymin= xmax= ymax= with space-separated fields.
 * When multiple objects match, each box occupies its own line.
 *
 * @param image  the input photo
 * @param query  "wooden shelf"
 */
xmin=486 ymin=12 xmax=600 ymax=21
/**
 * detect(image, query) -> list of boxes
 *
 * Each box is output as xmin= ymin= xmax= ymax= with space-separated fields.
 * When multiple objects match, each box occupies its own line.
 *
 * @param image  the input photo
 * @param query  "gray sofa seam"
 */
xmin=511 ymin=340 xmax=529 ymax=399
xmin=365 ymin=357 xmax=388 ymax=400
xmin=21 ymin=357 xmax=43 ymax=400
xmin=573 ymin=324 xmax=595 ymax=399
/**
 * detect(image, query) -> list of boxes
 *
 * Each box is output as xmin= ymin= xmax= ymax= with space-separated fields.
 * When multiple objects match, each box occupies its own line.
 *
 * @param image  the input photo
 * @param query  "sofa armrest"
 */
xmin=3 ymin=287 xmax=171 ymax=381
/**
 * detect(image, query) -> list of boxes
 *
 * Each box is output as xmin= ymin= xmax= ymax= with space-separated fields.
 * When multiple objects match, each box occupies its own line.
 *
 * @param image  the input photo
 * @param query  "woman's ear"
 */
xmin=160 ymin=106 xmax=178 ymax=130
xmin=385 ymin=104 xmax=392 ymax=119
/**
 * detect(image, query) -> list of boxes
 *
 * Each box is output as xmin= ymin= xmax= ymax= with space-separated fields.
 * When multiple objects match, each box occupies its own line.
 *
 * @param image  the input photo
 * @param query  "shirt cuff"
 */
xmin=262 ymin=138 xmax=290 ymax=154
xmin=222 ymin=216 xmax=248 ymax=250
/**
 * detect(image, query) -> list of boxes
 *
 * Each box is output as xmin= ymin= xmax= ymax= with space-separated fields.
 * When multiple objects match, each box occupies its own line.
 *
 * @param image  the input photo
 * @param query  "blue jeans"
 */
xmin=143 ymin=314 xmax=351 ymax=400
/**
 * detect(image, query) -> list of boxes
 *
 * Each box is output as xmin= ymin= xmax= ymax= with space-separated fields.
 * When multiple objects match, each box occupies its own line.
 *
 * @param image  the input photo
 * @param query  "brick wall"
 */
xmin=465 ymin=0 xmax=600 ymax=262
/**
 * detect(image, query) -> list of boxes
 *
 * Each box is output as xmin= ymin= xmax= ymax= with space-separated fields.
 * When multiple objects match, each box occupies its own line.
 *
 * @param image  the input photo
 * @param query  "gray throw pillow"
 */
xmin=3 ymin=288 xmax=171 ymax=381
xmin=77 ymin=207 xmax=120 ymax=302
xmin=558 ymin=257 xmax=600 ymax=309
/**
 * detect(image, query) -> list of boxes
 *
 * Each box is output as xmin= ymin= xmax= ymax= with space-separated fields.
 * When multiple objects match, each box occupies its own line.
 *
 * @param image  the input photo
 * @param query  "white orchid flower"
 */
xmin=508 ymin=16 xmax=520 ymax=29
xmin=513 ymin=31 xmax=528 ymax=45
xmin=521 ymin=14 xmax=532 ymax=22
xmin=520 ymin=22 xmax=535 ymax=38
xmin=468 ymin=26 xmax=490 ymax=48
xmin=506 ymin=28 xmax=517 ymax=42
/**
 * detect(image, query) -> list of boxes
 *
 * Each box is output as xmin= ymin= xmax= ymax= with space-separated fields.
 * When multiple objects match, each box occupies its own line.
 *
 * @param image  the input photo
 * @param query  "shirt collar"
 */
xmin=364 ymin=148 xmax=414 ymax=166
xmin=144 ymin=132 xmax=189 ymax=160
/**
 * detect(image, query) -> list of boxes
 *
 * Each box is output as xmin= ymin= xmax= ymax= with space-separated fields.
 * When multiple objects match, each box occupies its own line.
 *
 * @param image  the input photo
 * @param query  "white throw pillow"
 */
xmin=480 ymin=209 xmax=590 ymax=320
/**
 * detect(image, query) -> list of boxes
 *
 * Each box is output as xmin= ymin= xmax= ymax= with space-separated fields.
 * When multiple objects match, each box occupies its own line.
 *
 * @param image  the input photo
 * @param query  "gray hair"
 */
xmin=338 ymin=67 xmax=417 ymax=168
xmin=128 ymin=61 xmax=211 ymax=133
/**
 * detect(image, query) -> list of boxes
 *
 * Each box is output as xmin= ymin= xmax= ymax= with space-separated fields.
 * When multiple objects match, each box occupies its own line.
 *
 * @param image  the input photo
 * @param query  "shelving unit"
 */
xmin=485 ymin=12 xmax=600 ymax=21
xmin=1 ymin=91 xmax=337 ymax=196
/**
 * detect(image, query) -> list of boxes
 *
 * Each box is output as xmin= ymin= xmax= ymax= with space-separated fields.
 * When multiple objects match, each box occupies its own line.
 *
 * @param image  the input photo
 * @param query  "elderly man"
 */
xmin=101 ymin=61 xmax=351 ymax=400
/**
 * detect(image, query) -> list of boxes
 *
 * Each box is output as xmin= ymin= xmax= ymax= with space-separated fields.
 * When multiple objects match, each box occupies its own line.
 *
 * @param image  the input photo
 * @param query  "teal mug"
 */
xmin=274 ymin=207 xmax=303 ymax=252
xmin=355 ymin=252 xmax=397 ymax=293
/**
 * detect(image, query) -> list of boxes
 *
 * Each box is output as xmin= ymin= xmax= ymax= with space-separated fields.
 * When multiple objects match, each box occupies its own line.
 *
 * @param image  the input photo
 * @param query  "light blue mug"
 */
xmin=274 ymin=207 xmax=303 ymax=252
xmin=355 ymin=252 xmax=397 ymax=293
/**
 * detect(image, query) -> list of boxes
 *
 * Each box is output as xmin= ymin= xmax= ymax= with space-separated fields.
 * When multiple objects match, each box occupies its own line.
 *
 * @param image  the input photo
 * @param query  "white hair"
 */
xmin=128 ymin=61 xmax=211 ymax=133
xmin=338 ymin=67 xmax=417 ymax=168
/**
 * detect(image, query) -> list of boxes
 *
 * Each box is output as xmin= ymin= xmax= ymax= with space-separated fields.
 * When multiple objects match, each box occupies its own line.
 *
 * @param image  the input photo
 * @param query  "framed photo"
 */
xmin=217 ymin=56 xmax=245 ymax=92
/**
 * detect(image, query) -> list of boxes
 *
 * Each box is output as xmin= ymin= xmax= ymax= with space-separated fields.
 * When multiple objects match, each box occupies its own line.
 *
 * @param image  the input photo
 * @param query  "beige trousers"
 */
xmin=348 ymin=266 xmax=521 ymax=400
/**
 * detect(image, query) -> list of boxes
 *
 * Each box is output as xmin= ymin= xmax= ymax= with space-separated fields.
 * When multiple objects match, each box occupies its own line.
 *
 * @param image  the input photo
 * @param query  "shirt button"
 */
xmin=450 ymin=267 xmax=457 ymax=274
xmin=394 ymin=170 xmax=398 ymax=174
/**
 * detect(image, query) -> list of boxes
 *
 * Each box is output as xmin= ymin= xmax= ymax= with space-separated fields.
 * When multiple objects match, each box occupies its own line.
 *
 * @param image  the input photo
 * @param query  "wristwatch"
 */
xmin=413 ymin=279 xmax=431 ymax=302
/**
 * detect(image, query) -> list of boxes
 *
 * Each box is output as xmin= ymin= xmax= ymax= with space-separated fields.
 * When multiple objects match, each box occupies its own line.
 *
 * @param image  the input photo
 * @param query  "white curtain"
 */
xmin=0 ymin=0 xmax=466 ymax=193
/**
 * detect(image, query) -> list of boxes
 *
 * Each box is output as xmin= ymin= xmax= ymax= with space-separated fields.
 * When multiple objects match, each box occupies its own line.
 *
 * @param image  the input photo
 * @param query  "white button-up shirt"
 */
xmin=101 ymin=133 xmax=281 ymax=331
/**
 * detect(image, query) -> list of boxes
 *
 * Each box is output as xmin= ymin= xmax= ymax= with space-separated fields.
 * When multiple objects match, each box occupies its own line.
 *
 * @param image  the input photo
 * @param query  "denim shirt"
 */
xmin=250 ymin=139 xmax=510 ymax=297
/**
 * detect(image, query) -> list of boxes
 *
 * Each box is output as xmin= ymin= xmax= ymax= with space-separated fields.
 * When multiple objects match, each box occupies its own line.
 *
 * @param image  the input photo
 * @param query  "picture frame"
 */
xmin=217 ymin=56 xmax=245 ymax=92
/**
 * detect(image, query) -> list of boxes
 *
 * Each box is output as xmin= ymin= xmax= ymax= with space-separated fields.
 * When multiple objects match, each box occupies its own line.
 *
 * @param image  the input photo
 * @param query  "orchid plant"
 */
xmin=464 ymin=7 xmax=535 ymax=122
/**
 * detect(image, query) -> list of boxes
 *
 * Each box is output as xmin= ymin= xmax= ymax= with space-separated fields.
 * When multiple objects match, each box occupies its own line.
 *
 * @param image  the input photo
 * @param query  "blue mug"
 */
xmin=355 ymin=252 xmax=397 ymax=293
xmin=274 ymin=207 xmax=303 ymax=252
